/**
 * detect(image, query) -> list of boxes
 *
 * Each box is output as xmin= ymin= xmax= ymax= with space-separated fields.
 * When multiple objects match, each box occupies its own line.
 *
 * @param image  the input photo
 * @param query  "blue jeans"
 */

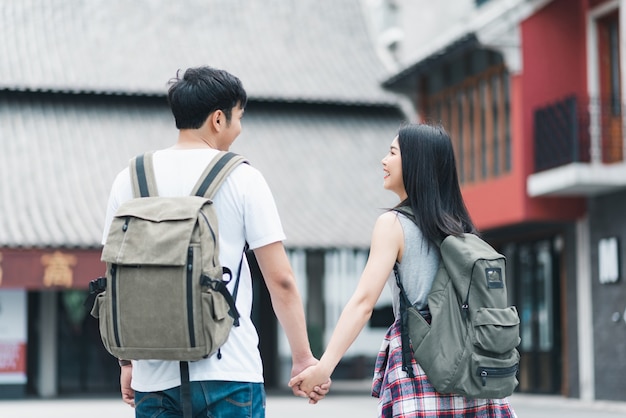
xmin=134 ymin=380 xmax=265 ymax=418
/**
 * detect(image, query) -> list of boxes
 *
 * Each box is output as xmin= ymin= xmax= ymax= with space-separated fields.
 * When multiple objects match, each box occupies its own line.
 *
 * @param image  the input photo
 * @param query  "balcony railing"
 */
xmin=533 ymin=95 xmax=623 ymax=173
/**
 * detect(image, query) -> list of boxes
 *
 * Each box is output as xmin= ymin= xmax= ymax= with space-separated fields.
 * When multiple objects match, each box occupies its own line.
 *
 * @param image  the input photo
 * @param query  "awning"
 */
xmin=382 ymin=34 xmax=479 ymax=92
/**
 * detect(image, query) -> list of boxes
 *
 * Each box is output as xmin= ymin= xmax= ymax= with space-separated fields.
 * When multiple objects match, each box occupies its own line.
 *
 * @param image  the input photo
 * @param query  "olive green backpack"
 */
xmin=394 ymin=208 xmax=520 ymax=399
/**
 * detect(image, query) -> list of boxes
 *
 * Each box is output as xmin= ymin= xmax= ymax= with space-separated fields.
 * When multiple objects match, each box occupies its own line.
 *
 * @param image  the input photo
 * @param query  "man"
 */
xmin=102 ymin=66 xmax=326 ymax=417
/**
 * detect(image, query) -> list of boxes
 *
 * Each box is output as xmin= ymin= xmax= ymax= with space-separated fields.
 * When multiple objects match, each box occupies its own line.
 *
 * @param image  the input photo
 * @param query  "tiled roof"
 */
xmin=0 ymin=93 xmax=404 ymax=249
xmin=383 ymin=34 xmax=479 ymax=92
xmin=0 ymin=0 xmax=397 ymax=106
xmin=0 ymin=0 xmax=407 ymax=249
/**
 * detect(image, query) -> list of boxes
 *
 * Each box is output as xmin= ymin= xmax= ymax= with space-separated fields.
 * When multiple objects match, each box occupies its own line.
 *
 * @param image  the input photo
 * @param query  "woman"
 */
xmin=289 ymin=123 xmax=516 ymax=417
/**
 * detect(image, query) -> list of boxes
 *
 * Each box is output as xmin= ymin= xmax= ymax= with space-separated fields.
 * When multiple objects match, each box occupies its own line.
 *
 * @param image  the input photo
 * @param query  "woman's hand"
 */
xmin=288 ymin=364 xmax=332 ymax=404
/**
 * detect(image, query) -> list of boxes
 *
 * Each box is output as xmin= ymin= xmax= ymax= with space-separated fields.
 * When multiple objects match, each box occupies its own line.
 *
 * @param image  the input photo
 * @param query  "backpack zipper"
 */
xmin=462 ymin=263 xmax=478 ymax=320
xmin=111 ymin=264 xmax=122 ymax=347
xmin=122 ymin=217 xmax=130 ymax=231
xmin=463 ymin=258 xmax=501 ymax=320
xmin=187 ymin=247 xmax=196 ymax=347
xmin=477 ymin=364 xmax=518 ymax=386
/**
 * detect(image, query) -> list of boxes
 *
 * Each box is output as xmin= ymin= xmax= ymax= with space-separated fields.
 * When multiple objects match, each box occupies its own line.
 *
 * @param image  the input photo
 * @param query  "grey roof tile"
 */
xmin=0 ymin=0 xmax=398 ymax=106
xmin=0 ymin=0 xmax=407 ymax=250
xmin=0 ymin=94 xmax=404 ymax=249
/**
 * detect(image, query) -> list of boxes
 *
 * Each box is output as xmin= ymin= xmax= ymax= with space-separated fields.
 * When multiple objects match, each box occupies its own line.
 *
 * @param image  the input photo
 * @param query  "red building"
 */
xmin=384 ymin=0 xmax=626 ymax=402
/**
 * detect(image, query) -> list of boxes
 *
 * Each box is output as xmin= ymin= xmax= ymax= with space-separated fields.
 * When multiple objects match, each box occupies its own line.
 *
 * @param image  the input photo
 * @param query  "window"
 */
xmin=597 ymin=12 xmax=623 ymax=163
xmin=425 ymin=55 xmax=511 ymax=184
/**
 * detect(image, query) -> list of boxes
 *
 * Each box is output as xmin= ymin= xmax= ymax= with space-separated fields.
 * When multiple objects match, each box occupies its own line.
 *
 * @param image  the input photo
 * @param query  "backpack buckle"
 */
xmin=89 ymin=276 xmax=107 ymax=294
xmin=84 ymin=276 xmax=107 ymax=308
xmin=200 ymin=275 xmax=220 ymax=290
xmin=222 ymin=267 xmax=232 ymax=285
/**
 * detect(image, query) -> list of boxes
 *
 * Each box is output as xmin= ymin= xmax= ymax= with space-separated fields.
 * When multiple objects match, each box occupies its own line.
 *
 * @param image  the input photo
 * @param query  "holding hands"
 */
xmin=289 ymin=363 xmax=332 ymax=403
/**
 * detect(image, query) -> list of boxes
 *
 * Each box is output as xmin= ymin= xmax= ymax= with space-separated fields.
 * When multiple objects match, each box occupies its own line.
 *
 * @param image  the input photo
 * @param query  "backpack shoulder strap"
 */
xmin=191 ymin=151 xmax=248 ymax=198
xmin=129 ymin=152 xmax=158 ymax=198
xmin=393 ymin=263 xmax=417 ymax=379
xmin=393 ymin=206 xmax=445 ymax=247
xmin=393 ymin=205 xmax=413 ymax=219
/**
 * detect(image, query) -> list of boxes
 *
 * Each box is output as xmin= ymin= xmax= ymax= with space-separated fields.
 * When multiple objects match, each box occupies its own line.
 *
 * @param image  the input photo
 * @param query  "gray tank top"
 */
xmin=387 ymin=212 xmax=440 ymax=318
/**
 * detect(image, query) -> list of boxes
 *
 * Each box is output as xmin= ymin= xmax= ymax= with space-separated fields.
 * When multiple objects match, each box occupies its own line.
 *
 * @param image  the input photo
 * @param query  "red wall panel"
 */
xmin=0 ymin=248 xmax=104 ymax=290
xmin=464 ymin=0 xmax=588 ymax=230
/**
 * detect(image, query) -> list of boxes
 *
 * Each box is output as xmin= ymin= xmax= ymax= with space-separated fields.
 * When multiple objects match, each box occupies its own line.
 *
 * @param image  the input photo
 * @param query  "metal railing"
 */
xmin=533 ymin=95 xmax=624 ymax=173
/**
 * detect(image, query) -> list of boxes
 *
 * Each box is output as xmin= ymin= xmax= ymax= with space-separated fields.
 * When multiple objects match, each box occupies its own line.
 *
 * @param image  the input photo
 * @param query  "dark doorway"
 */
xmin=248 ymin=251 xmax=279 ymax=388
xmin=514 ymin=239 xmax=562 ymax=393
xmin=57 ymin=289 xmax=119 ymax=394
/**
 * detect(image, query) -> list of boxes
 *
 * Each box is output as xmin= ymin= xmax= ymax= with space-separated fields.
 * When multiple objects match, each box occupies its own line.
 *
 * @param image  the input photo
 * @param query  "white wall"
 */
xmin=360 ymin=0 xmax=476 ymax=70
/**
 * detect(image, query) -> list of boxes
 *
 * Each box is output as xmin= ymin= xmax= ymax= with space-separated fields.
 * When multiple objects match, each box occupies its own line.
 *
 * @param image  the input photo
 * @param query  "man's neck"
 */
xmin=172 ymin=130 xmax=226 ymax=150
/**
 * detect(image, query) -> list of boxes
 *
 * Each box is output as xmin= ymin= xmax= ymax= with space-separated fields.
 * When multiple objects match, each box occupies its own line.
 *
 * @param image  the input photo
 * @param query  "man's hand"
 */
xmin=290 ymin=361 xmax=332 ymax=404
xmin=120 ymin=363 xmax=135 ymax=407
xmin=290 ymin=356 xmax=329 ymax=403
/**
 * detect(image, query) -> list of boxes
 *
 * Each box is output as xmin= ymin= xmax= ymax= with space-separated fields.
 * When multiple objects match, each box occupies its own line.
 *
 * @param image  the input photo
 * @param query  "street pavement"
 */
xmin=2 ymin=382 xmax=626 ymax=417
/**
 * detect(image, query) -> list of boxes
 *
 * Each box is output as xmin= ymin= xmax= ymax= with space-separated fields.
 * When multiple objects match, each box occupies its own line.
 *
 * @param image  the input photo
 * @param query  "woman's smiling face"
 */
xmin=382 ymin=136 xmax=407 ymax=200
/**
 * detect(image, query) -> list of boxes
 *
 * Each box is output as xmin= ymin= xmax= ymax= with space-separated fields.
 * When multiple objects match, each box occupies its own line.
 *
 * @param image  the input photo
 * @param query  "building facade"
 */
xmin=382 ymin=0 xmax=626 ymax=402
xmin=0 ymin=0 xmax=404 ymax=398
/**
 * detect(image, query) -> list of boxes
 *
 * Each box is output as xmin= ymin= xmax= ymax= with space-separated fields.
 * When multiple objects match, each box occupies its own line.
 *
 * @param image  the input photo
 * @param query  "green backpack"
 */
xmin=90 ymin=151 xmax=247 ymax=362
xmin=394 ymin=209 xmax=520 ymax=399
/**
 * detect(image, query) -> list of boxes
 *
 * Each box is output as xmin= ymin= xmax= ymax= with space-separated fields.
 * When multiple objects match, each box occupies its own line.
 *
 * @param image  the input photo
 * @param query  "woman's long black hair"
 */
xmin=396 ymin=123 xmax=477 ymax=243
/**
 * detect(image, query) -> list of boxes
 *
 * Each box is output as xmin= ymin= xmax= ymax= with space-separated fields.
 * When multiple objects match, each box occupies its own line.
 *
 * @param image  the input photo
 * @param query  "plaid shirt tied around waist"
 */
xmin=371 ymin=319 xmax=517 ymax=418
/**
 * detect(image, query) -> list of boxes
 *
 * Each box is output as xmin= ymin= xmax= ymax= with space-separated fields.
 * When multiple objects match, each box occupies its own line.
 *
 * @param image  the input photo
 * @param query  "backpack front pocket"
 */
xmin=200 ymin=290 xmax=234 ymax=356
xmin=473 ymin=306 xmax=520 ymax=354
xmin=90 ymin=292 xmax=116 ymax=355
xmin=405 ymin=305 xmax=431 ymax=352
xmin=464 ymin=350 xmax=519 ymax=398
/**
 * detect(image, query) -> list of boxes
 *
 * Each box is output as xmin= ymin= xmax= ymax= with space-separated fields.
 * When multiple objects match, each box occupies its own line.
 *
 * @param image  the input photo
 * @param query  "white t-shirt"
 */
xmin=102 ymin=148 xmax=286 ymax=392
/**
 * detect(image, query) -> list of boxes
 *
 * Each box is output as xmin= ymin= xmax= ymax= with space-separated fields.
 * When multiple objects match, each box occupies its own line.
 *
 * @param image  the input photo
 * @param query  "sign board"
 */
xmin=0 ymin=289 xmax=27 ymax=384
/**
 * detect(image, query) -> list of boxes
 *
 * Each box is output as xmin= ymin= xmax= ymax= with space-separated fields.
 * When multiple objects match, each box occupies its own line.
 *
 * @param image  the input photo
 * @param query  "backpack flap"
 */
xmin=440 ymin=234 xmax=505 ymax=282
xmin=101 ymin=196 xmax=211 ymax=266
xmin=440 ymin=234 xmax=507 ymax=307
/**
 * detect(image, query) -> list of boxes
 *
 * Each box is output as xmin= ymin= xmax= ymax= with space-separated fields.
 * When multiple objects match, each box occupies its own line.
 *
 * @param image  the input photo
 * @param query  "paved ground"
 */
xmin=2 ymin=384 xmax=626 ymax=417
